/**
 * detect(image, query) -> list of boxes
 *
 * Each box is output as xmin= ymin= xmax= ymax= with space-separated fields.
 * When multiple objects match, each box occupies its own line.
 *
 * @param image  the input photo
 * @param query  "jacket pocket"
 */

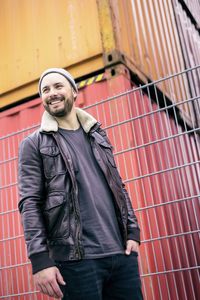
xmin=98 ymin=140 xmax=117 ymax=168
xmin=43 ymin=194 xmax=70 ymax=239
xmin=96 ymin=138 xmax=124 ymax=188
xmin=40 ymin=146 xmax=66 ymax=178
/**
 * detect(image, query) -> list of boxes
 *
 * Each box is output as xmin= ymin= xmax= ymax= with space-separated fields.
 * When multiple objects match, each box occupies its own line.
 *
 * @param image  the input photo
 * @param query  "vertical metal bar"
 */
xmin=164 ymin=76 xmax=189 ymax=300
xmin=108 ymin=99 xmax=118 ymax=164
xmin=2 ymin=139 xmax=9 ymax=297
xmin=0 ymin=139 xmax=3 ymax=297
xmin=144 ymin=84 xmax=176 ymax=299
xmin=13 ymin=135 xmax=20 ymax=296
xmin=154 ymin=82 xmax=189 ymax=298
xmin=167 ymin=74 xmax=196 ymax=299
xmin=117 ymin=95 xmax=129 ymax=180
xmin=7 ymin=132 xmax=14 ymax=297
xmin=170 ymin=73 xmax=198 ymax=297
xmin=141 ymin=85 xmax=173 ymax=299
xmin=134 ymin=88 xmax=162 ymax=300
xmin=122 ymin=94 xmax=135 ymax=197
xmin=127 ymin=91 xmax=153 ymax=300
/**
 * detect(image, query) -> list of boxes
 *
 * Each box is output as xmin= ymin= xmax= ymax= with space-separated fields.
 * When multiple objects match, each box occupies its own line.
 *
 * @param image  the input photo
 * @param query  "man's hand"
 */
xmin=125 ymin=240 xmax=139 ymax=255
xmin=34 ymin=266 xmax=66 ymax=299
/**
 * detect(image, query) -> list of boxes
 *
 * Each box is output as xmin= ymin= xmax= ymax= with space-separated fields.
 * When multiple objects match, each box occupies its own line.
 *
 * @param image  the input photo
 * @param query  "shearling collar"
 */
xmin=40 ymin=107 xmax=97 ymax=133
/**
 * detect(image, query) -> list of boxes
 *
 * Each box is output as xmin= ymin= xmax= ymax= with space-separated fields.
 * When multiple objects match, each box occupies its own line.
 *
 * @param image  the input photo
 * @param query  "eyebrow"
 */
xmin=42 ymin=82 xmax=64 ymax=91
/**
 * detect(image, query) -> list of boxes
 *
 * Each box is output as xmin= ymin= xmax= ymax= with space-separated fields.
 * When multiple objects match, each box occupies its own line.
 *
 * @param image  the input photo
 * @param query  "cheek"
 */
xmin=41 ymin=96 xmax=48 ymax=105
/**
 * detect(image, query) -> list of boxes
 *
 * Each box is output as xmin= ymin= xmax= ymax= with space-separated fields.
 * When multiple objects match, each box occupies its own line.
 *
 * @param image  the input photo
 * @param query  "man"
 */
xmin=18 ymin=68 xmax=143 ymax=300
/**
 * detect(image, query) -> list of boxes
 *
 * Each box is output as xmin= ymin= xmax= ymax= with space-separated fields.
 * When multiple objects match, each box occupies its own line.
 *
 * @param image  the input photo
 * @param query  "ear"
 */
xmin=72 ymin=89 xmax=77 ymax=100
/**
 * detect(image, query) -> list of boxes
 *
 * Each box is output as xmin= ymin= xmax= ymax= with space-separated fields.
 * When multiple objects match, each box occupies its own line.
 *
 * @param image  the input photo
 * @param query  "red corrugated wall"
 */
xmin=0 ymin=70 xmax=199 ymax=299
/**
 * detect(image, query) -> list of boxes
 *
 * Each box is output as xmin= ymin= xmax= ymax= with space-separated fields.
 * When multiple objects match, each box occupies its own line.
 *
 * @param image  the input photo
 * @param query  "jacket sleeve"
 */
xmin=98 ymin=127 xmax=140 ymax=244
xmin=18 ymin=136 xmax=55 ymax=274
xmin=121 ymin=182 xmax=140 ymax=243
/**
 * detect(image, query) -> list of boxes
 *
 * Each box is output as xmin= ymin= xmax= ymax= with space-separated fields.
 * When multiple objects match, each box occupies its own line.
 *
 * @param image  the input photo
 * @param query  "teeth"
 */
xmin=49 ymin=100 xmax=61 ymax=105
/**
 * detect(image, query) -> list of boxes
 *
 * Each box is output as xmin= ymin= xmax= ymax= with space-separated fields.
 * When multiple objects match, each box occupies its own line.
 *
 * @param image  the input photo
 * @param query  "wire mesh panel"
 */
xmin=0 ymin=66 xmax=199 ymax=299
xmin=85 ymin=67 xmax=200 ymax=300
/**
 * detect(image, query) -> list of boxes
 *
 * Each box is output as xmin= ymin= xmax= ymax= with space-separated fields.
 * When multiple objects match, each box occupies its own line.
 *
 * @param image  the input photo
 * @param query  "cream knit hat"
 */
xmin=38 ymin=68 xmax=78 ymax=96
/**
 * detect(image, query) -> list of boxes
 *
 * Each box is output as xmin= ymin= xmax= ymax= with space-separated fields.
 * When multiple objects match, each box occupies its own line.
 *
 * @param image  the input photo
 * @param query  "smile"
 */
xmin=48 ymin=99 xmax=63 ymax=105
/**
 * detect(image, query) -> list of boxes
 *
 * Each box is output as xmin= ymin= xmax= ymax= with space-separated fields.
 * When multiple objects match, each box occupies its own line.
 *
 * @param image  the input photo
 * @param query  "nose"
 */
xmin=48 ymin=87 xmax=58 ymax=98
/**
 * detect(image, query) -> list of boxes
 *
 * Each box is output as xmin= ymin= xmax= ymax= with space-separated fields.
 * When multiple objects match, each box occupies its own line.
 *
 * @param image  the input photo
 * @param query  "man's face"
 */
xmin=40 ymin=73 xmax=76 ymax=118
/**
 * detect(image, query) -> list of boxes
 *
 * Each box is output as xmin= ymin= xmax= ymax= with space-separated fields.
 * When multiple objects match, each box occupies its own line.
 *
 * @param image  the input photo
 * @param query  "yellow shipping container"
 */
xmin=1 ymin=0 xmax=200 ymax=125
xmin=0 ymin=0 xmax=104 ymax=107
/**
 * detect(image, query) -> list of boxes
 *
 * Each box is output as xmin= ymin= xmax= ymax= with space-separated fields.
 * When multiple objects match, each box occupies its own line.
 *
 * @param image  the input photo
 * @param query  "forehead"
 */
xmin=41 ymin=73 xmax=70 ymax=88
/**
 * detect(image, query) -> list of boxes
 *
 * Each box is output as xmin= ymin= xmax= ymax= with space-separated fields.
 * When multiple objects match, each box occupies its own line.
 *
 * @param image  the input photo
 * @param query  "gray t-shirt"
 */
xmin=59 ymin=126 xmax=124 ymax=258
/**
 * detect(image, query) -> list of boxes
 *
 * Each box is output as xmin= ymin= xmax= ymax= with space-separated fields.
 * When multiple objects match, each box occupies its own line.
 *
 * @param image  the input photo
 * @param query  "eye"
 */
xmin=55 ymin=84 xmax=63 ymax=89
xmin=42 ymin=87 xmax=49 ymax=94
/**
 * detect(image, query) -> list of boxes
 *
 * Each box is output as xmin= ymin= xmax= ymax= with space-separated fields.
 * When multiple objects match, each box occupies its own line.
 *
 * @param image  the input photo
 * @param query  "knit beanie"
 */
xmin=38 ymin=68 xmax=78 ymax=96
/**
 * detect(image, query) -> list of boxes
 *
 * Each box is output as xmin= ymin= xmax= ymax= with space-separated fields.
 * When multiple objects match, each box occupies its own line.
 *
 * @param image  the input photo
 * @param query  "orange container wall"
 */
xmin=110 ymin=0 xmax=184 ymax=79
xmin=0 ymin=0 xmax=104 ymax=106
xmin=109 ymin=0 xmax=200 ymax=126
xmin=173 ymin=0 xmax=200 ymax=127
xmin=1 ymin=0 xmax=200 ymax=125
xmin=0 ymin=72 xmax=199 ymax=300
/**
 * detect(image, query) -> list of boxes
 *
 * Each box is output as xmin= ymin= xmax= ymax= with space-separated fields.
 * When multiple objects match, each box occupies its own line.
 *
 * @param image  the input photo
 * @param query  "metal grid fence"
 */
xmin=0 ymin=66 xmax=199 ymax=299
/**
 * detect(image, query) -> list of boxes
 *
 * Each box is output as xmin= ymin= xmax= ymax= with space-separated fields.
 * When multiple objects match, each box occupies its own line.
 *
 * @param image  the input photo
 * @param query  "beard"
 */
xmin=43 ymin=94 xmax=74 ymax=118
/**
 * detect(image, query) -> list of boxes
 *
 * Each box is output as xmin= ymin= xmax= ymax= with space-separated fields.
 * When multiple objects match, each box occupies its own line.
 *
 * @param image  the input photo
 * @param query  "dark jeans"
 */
xmin=56 ymin=252 xmax=143 ymax=300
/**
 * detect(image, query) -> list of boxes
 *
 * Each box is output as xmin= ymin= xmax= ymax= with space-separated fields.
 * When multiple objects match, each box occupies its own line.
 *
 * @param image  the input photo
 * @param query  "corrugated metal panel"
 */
xmin=173 ymin=0 xmax=200 ymax=128
xmin=109 ymin=0 xmax=200 ymax=126
xmin=0 ymin=0 xmax=104 ymax=107
xmin=182 ymin=0 xmax=200 ymax=27
xmin=110 ymin=0 xmax=185 ymax=79
xmin=0 ymin=67 xmax=199 ymax=299
xmin=1 ymin=0 xmax=200 ymax=123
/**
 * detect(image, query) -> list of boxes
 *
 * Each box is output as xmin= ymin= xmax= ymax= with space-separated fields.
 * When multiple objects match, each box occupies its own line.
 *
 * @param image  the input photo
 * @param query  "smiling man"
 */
xmin=18 ymin=68 xmax=143 ymax=300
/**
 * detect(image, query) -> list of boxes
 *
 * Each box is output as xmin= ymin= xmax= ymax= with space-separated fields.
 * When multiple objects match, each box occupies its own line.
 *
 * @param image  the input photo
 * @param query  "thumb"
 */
xmin=125 ymin=241 xmax=132 ymax=255
xmin=56 ymin=269 xmax=66 ymax=286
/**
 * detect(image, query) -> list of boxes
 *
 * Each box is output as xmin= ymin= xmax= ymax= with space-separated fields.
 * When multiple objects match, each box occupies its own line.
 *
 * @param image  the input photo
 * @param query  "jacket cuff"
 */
xmin=127 ymin=228 xmax=141 ymax=245
xmin=30 ymin=252 xmax=55 ymax=274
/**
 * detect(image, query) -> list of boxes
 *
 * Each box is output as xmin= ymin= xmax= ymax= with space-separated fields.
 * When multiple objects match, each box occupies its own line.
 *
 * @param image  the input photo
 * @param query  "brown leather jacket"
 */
xmin=18 ymin=108 xmax=140 ymax=274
